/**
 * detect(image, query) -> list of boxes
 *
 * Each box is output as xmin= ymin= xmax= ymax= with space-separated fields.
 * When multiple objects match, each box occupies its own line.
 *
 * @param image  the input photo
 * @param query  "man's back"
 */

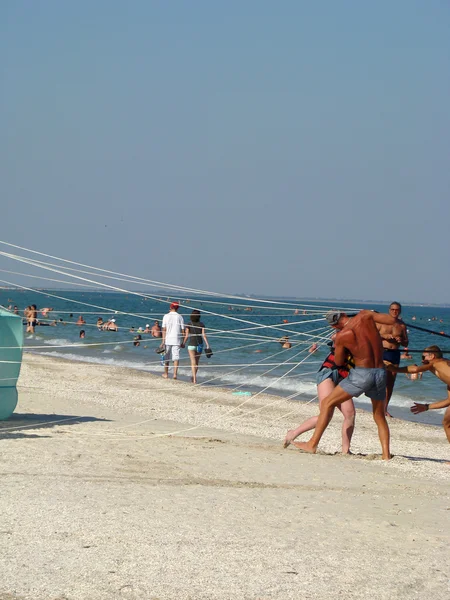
xmin=336 ymin=311 xmax=385 ymax=368
xmin=162 ymin=312 xmax=184 ymax=345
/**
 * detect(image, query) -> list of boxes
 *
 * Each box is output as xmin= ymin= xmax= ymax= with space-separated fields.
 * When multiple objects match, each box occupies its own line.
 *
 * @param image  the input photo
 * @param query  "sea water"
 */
xmin=2 ymin=289 xmax=449 ymax=428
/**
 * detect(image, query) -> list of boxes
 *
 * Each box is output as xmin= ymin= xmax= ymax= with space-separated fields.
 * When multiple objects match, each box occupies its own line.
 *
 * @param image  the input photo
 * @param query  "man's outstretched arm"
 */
xmin=388 ymin=363 xmax=432 ymax=375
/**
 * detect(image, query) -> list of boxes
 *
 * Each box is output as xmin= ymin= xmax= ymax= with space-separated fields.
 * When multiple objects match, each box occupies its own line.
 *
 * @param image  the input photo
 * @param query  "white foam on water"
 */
xmin=28 ymin=350 xmax=439 ymax=417
xmin=206 ymin=370 xmax=317 ymax=395
xmin=43 ymin=338 xmax=75 ymax=347
xmin=40 ymin=351 xmax=153 ymax=372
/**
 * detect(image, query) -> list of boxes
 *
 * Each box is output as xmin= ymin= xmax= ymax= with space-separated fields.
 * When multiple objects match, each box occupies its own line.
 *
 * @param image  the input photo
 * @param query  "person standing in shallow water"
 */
xmin=292 ymin=309 xmax=397 ymax=461
xmin=183 ymin=310 xmax=210 ymax=384
xmin=151 ymin=320 xmax=161 ymax=338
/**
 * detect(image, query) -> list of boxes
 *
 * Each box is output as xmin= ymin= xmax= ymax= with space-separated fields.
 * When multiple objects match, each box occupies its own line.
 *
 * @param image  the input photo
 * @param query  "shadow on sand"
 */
xmin=397 ymin=454 xmax=449 ymax=465
xmin=0 ymin=413 xmax=111 ymax=440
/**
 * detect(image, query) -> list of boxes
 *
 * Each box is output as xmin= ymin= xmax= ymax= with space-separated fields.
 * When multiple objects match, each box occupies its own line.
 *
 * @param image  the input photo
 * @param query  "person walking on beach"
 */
xmin=291 ymin=309 xmax=397 ymax=460
xmin=283 ymin=335 xmax=355 ymax=454
xmin=387 ymin=345 xmax=450 ymax=444
xmin=183 ymin=310 xmax=210 ymax=384
xmin=161 ymin=302 xmax=185 ymax=380
xmin=376 ymin=302 xmax=408 ymax=418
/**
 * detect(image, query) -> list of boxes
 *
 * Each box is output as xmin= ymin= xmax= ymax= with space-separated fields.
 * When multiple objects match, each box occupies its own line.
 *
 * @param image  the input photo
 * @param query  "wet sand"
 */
xmin=0 ymin=353 xmax=449 ymax=599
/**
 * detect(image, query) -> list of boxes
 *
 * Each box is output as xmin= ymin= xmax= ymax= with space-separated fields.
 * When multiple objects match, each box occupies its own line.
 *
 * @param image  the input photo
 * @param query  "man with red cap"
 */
xmin=161 ymin=302 xmax=185 ymax=380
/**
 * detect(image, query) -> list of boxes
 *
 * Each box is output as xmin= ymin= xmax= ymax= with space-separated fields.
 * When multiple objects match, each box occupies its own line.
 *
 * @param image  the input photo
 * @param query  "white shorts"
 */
xmin=164 ymin=345 xmax=180 ymax=362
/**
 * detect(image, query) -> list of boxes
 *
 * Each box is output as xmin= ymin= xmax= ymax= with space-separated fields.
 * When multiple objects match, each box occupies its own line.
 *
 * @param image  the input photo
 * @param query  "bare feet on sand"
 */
xmin=292 ymin=441 xmax=317 ymax=454
xmin=283 ymin=430 xmax=297 ymax=449
xmin=162 ymin=373 xmax=168 ymax=379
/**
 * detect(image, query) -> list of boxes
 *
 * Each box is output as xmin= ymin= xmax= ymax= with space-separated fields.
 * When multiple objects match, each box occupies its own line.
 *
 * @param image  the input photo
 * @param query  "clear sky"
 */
xmin=1 ymin=1 xmax=449 ymax=303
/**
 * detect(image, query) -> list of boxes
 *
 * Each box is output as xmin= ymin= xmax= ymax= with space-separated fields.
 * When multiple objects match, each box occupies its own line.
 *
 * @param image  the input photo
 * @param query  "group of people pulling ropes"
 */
xmin=284 ymin=304 xmax=450 ymax=460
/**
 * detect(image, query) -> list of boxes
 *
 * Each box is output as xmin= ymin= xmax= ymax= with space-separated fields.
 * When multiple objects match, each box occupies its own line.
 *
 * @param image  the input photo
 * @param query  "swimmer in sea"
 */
xmin=279 ymin=336 xmax=292 ymax=349
xmin=151 ymin=320 xmax=162 ymax=338
xmin=406 ymin=366 xmax=422 ymax=381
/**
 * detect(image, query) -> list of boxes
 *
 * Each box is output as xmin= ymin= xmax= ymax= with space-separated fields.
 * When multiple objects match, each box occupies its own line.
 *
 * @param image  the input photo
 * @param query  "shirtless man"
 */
xmin=151 ymin=320 xmax=162 ymax=338
xmin=387 ymin=345 xmax=450 ymax=444
xmin=27 ymin=305 xmax=38 ymax=333
xmin=292 ymin=309 xmax=397 ymax=460
xmin=376 ymin=302 xmax=408 ymax=417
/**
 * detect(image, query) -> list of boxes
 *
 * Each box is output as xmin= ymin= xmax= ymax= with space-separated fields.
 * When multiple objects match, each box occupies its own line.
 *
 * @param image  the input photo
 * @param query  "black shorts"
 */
xmin=383 ymin=348 xmax=401 ymax=365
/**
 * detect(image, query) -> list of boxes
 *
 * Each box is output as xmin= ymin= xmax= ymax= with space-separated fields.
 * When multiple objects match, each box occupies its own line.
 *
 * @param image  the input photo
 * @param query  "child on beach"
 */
xmin=388 ymin=345 xmax=450 ymax=444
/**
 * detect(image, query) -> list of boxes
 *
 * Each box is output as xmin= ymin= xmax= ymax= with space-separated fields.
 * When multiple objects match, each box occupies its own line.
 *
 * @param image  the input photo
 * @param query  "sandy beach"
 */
xmin=0 ymin=353 xmax=449 ymax=600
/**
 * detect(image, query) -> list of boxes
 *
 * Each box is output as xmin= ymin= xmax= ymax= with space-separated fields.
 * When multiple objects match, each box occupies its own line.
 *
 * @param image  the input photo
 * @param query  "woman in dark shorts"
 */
xmin=183 ymin=310 xmax=210 ymax=384
xmin=284 ymin=337 xmax=356 ymax=453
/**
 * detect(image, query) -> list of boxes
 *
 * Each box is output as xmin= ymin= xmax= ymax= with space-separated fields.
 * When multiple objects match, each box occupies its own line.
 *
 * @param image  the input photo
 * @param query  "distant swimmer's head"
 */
xmin=170 ymin=302 xmax=180 ymax=311
xmin=325 ymin=311 xmax=346 ymax=328
xmin=422 ymin=345 xmax=443 ymax=364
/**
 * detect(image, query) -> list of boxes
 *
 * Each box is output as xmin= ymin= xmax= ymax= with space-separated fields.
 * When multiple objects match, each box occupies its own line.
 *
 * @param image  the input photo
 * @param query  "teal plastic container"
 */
xmin=0 ymin=308 xmax=23 ymax=419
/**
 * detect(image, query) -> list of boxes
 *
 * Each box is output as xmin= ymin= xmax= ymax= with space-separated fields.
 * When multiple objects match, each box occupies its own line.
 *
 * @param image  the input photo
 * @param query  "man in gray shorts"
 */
xmin=340 ymin=365 xmax=386 ymax=401
xmin=292 ymin=309 xmax=397 ymax=460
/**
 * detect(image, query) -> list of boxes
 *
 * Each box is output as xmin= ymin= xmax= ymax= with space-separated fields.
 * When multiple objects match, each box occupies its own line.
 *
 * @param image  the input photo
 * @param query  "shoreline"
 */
xmin=15 ymin=354 xmax=450 ymax=477
xmin=24 ymin=349 xmax=446 ymax=427
xmin=1 ymin=353 xmax=449 ymax=599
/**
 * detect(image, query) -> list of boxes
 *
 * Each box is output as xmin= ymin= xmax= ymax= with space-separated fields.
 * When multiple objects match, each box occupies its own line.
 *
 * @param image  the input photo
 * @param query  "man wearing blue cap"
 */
xmin=292 ymin=309 xmax=397 ymax=460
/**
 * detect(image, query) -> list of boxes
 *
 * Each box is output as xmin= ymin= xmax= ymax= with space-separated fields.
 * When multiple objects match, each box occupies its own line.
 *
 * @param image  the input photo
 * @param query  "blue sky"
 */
xmin=1 ymin=1 xmax=449 ymax=302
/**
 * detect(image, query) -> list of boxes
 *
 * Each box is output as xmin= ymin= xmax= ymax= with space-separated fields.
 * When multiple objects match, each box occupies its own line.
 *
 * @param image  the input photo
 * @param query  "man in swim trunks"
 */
xmin=376 ymin=302 xmax=408 ymax=417
xmin=387 ymin=345 xmax=450 ymax=444
xmin=27 ymin=305 xmax=38 ymax=333
xmin=292 ymin=309 xmax=397 ymax=460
